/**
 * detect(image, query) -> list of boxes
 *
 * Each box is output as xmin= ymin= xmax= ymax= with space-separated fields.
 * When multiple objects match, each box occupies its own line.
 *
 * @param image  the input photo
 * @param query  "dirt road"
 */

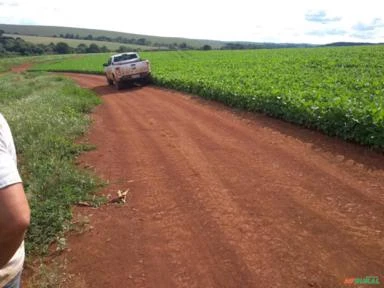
xmin=62 ymin=73 xmax=383 ymax=288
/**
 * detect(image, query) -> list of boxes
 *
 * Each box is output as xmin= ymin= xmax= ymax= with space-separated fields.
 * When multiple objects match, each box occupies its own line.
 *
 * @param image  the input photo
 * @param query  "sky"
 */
xmin=0 ymin=0 xmax=383 ymax=44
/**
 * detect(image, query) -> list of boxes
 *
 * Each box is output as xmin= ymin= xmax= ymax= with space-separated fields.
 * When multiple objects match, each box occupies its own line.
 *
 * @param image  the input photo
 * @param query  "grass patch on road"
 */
xmin=0 ymin=72 xmax=102 ymax=255
xmin=0 ymin=56 xmax=31 ymax=72
xmin=0 ymin=55 xmax=75 ymax=73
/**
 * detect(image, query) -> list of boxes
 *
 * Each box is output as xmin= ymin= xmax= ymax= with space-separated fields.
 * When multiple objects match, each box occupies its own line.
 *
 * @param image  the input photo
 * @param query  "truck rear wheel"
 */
xmin=115 ymin=80 xmax=122 ymax=90
xmin=140 ymin=75 xmax=152 ymax=86
xmin=112 ymin=75 xmax=122 ymax=90
xmin=107 ymin=77 xmax=113 ymax=85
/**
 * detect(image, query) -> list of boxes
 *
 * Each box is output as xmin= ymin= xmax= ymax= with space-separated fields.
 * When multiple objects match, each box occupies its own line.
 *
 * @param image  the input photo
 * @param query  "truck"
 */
xmin=103 ymin=52 xmax=151 ymax=90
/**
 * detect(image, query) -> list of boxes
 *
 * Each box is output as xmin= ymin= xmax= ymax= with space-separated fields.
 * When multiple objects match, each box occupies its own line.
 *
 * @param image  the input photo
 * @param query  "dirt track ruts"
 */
xmin=61 ymin=73 xmax=384 ymax=288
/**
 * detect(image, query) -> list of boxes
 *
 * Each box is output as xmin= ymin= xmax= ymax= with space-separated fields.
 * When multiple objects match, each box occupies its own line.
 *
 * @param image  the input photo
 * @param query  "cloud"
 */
xmin=352 ymin=18 xmax=384 ymax=31
xmin=0 ymin=1 xmax=18 ymax=6
xmin=351 ymin=18 xmax=384 ymax=40
xmin=19 ymin=18 xmax=37 ymax=25
xmin=353 ymin=23 xmax=375 ymax=31
xmin=305 ymin=10 xmax=342 ymax=24
xmin=1 ymin=0 xmax=384 ymax=44
xmin=307 ymin=29 xmax=346 ymax=36
xmin=350 ymin=32 xmax=376 ymax=40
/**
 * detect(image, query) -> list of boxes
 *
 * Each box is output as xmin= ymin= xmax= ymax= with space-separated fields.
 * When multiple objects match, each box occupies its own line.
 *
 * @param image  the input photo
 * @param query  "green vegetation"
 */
xmin=31 ymin=46 xmax=384 ymax=148
xmin=1 ymin=31 xmax=113 ymax=56
xmin=3 ymin=34 xmax=157 ymax=51
xmin=30 ymin=53 xmax=110 ymax=74
xmin=0 ymin=72 xmax=102 ymax=254
xmin=1 ymin=29 xmax=151 ymax=56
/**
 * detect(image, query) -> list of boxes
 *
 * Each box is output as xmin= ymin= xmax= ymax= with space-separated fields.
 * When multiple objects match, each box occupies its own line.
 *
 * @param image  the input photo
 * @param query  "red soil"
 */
xmin=43 ymin=73 xmax=384 ymax=287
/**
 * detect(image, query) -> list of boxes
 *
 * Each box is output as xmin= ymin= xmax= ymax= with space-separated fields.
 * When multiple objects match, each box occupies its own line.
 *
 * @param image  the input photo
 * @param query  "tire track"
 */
xmin=61 ymin=74 xmax=384 ymax=288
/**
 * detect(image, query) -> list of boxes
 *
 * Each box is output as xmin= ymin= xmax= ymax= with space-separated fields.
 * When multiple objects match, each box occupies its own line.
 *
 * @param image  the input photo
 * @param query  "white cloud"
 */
xmin=1 ymin=0 xmax=384 ymax=43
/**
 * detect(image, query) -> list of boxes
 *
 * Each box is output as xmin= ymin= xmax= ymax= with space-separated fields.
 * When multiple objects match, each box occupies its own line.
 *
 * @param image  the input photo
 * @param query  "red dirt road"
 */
xmin=63 ymin=73 xmax=383 ymax=288
xmin=11 ymin=63 xmax=32 ymax=73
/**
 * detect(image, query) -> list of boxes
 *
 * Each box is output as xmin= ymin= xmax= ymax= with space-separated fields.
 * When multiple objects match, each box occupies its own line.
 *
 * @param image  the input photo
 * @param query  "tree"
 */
xmin=100 ymin=46 xmax=110 ymax=53
xmin=0 ymin=43 xmax=6 ymax=54
xmin=55 ymin=42 xmax=71 ymax=54
xmin=201 ymin=44 xmax=212 ymax=50
xmin=17 ymin=40 xmax=29 ymax=54
xmin=76 ymin=43 xmax=88 ymax=54
xmin=87 ymin=43 xmax=100 ymax=53
xmin=117 ymin=45 xmax=131 ymax=53
xmin=178 ymin=42 xmax=187 ymax=49
xmin=136 ymin=38 xmax=150 ymax=46
xmin=0 ymin=30 xmax=4 ymax=37
xmin=45 ymin=42 xmax=56 ymax=53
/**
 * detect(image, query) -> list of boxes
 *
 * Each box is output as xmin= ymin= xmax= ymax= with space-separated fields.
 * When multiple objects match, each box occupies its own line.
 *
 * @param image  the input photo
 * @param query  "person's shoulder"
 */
xmin=0 ymin=113 xmax=6 ymax=129
xmin=0 ymin=113 xmax=7 ymax=133
xmin=0 ymin=113 xmax=11 ymax=144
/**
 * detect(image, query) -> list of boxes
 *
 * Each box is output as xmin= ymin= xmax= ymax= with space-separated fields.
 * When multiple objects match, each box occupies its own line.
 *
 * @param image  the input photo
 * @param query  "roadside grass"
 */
xmin=0 ymin=72 xmax=103 ymax=255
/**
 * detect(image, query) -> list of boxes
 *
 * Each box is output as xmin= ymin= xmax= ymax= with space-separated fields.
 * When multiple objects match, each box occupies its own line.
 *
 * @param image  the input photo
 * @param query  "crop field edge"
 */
xmin=29 ymin=47 xmax=384 ymax=150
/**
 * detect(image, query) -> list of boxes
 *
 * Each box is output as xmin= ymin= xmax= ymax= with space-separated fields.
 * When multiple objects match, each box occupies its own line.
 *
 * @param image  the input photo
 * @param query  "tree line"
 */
xmin=0 ymin=28 xmax=320 ymax=56
xmin=0 ymin=30 xmax=141 ymax=56
xmin=0 ymin=30 xmax=216 ymax=56
xmin=4 ymin=29 xmax=316 ymax=56
xmin=55 ymin=33 xmax=209 ymax=50
xmin=56 ymin=33 xmax=152 ymax=46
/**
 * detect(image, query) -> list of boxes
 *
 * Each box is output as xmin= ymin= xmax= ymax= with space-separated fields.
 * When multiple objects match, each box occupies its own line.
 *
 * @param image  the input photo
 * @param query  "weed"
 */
xmin=26 ymin=258 xmax=87 ymax=288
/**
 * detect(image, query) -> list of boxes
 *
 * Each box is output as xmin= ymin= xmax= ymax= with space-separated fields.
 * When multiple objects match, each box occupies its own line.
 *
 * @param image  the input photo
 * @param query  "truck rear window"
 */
xmin=113 ymin=54 xmax=138 ymax=63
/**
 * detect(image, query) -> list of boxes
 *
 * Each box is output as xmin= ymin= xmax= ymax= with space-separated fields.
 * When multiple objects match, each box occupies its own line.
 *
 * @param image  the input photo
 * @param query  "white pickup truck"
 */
xmin=103 ymin=52 xmax=151 ymax=90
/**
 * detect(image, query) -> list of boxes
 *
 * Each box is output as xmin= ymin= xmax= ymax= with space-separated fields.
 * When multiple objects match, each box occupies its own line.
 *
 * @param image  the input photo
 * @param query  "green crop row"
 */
xmin=30 ymin=47 xmax=384 ymax=149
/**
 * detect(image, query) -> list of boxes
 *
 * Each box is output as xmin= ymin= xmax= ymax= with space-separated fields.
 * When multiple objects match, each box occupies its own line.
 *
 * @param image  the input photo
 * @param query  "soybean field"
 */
xmin=31 ymin=46 xmax=384 ymax=148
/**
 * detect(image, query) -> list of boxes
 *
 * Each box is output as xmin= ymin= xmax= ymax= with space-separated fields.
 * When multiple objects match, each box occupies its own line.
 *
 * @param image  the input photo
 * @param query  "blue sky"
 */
xmin=0 ymin=0 xmax=383 ymax=44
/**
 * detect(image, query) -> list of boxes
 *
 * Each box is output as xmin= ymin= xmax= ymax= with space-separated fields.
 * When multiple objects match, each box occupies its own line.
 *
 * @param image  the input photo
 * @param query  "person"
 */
xmin=0 ymin=113 xmax=30 ymax=288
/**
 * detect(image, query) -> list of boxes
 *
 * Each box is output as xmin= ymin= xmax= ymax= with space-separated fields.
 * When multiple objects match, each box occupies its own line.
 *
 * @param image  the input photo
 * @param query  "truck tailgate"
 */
xmin=115 ymin=61 xmax=150 ymax=79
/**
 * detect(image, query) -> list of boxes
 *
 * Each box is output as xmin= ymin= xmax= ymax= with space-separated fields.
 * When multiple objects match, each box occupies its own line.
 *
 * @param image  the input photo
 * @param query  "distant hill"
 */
xmin=0 ymin=24 xmax=316 ymax=51
xmin=4 ymin=23 xmax=378 ymax=52
xmin=0 ymin=24 xmax=225 ymax=50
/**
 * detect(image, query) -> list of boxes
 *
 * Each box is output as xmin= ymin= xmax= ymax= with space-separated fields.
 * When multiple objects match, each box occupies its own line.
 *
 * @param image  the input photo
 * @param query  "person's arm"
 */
xmin=0 ymin=183 xmax=30 ymax=268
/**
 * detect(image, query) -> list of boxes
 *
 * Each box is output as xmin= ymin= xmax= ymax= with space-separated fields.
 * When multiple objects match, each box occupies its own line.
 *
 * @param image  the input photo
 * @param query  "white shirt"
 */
xmin=0 ymin=113 xmax=24 ymax=287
